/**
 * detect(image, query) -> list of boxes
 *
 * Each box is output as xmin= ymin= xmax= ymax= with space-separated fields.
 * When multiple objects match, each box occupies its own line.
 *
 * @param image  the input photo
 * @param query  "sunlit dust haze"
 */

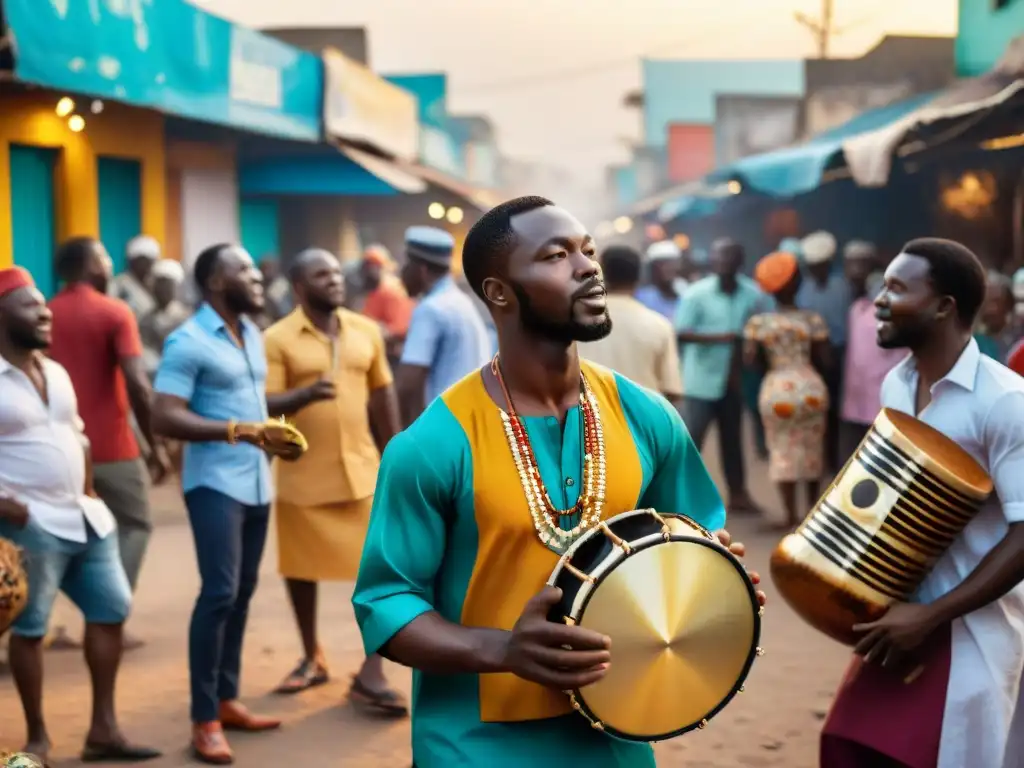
xmin=195 ymin=0 xmax=958 ymax=211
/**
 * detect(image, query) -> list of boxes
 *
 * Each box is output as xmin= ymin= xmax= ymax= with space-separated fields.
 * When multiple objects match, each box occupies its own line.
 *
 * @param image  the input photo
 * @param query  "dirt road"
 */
xmin=0 ymin=431 xmax=851 ymax=767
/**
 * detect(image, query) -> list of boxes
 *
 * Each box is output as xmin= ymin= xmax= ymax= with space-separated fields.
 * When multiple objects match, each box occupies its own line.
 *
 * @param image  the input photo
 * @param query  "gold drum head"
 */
xmin=575 ymin=537 xmax=760 ymax=741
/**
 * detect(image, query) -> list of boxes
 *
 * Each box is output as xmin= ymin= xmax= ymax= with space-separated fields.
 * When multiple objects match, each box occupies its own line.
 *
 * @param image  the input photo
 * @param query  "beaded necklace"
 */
xmin=491 ymin=356 xmax=607 ymax=551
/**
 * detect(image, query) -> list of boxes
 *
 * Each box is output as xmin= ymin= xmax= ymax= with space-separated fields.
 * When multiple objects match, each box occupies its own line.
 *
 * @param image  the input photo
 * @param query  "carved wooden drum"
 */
xmin=771 ymin=408 xmax=992 ymax=646
xmin=0 ymin=537 xmax=28 ymax=636
xmin=547 ymin=509 xmax=762 ymax=742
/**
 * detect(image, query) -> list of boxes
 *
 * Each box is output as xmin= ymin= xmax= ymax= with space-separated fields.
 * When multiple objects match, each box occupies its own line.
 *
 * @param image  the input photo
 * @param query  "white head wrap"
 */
xmin=126 ymin=235 xmax=161 ymax=262
xmin=801 ymin=231 xmax=837 ymax=265
xmin=645 ymin=240 xmax=682 ymax=262
xmin=150 ymin=259 xmax=184 ymax=284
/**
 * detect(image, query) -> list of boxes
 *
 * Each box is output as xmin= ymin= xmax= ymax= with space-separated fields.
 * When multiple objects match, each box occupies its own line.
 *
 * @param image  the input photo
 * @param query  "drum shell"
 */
xmin=0 ymin=537 xmax=28 ymax=636
xmin=770 ymin=408 xmax=992 ymax=646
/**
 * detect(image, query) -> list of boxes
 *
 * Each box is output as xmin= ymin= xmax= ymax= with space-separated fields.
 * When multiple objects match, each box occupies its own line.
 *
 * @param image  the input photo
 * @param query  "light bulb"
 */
xmin=428 ymin=202 xmax=446 ymax=220
xmin=55 ymin=97 xmax=75 ymax=118
xmin=446 ymin=206 xmax=464 ymax=225
xmin=68 ymin=115 xmax=85 ymax=133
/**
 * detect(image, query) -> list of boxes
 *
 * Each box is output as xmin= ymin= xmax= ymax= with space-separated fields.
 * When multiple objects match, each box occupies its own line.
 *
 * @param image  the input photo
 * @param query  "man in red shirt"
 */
xmin=48 ymin=237 xmax=171 ymax=642
xmin=1009 ymin=338 xmax=1024 ymax=376
xmin=359 ymin=245 xmax=415 ymax=365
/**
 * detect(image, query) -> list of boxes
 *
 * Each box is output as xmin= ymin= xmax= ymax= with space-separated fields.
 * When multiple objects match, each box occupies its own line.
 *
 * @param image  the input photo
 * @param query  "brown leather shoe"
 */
xmin=191 ymin=722 xmax=233 ymax=765
xmin=218 ymin=700 xmax=282 ymax=732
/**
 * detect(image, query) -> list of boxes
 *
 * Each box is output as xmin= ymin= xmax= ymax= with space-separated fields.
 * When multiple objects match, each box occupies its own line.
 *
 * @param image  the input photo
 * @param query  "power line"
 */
xmin=795 ymin=0 xmax=836 ymax=58
xmin=454 ymin=0 xmax=897 ymax=96
xmin=454 ymin=7 xmax=803 ymax=96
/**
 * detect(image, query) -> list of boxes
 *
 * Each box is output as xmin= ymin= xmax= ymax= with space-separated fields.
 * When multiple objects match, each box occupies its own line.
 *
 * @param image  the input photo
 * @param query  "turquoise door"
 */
xmin=97 ymin=157 xmax=142 ymax=275
xmin=9 ymin=144 xmax=58 ymax=298
xmin=239 ymin=197 xmax=280 ymax=260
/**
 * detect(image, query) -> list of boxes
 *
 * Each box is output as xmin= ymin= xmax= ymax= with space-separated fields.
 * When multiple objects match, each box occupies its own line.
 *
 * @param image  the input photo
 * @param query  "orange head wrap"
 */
xmin=754 ymin=251 xmax=799 ymax=295
xmin=0 ymin=266 xmax=34 ymax=300
xmin=363 ymin=245 xmax=395 ymax=271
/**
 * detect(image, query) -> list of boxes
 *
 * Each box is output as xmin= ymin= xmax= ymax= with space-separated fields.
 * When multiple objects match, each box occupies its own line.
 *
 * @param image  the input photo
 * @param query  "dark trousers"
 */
xmin=824 ymin=347 xmax=845 ymax=473
xmin=93 ymin=458 xmax=152 ymax=591
xmin=682 ymin=386 xmax=745 ymax=494
xmin=185 ymin=486 xmax=270 ymax=723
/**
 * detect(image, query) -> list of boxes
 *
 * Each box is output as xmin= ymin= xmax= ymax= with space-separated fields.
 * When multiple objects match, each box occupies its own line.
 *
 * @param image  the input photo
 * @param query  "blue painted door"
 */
xmin=239 ymin=197 xmax=280 ymax=260
xmin=9 ymin=144 xmax=58 ymax=298
xmin=97 ymin=157 xmax=142 ymax=275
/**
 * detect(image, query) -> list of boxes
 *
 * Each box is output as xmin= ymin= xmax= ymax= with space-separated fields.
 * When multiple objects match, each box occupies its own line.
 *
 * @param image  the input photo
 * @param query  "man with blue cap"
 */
xmin=396 ymin=226 xmax=491 ymax=424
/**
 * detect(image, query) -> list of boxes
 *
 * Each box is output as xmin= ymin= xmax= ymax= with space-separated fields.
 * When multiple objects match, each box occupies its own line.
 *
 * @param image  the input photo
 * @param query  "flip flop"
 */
xmin=80 ymin=741 xmax=162 ymax=763
xmin=348 ymin=675 xmax=408 ymax=718
xmin=274 ymin=658 xmax=329 ymax=695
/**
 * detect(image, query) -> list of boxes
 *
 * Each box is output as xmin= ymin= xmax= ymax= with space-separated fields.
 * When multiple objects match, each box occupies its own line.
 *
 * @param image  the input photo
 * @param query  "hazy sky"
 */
xmin=196 ymin=0 xmax=958 ymax=188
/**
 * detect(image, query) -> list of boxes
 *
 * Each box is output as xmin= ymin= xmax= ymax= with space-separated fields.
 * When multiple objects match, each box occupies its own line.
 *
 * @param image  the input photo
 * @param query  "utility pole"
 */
xmin=794 ymin=0 xmax=836 ymax=59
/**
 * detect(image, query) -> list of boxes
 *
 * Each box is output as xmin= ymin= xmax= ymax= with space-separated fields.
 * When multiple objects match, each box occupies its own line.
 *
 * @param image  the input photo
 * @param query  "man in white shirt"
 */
xmin=0 ymin=267 xmax=158 ymax=765
xmin=820 ymin=239 xmax=1024 ymax=768
xmin=580 ymin=245 xmax=682 ymax=405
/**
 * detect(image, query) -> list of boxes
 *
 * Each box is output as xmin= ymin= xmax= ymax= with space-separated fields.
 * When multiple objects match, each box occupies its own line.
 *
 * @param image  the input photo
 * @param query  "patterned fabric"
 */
xmin=744 ymin=310 xmax=830 ymax=482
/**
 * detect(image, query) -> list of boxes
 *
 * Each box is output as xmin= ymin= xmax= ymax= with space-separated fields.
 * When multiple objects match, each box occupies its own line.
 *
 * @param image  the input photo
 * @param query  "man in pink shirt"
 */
xmin=839 ymin=241 xmax=906 ymax=463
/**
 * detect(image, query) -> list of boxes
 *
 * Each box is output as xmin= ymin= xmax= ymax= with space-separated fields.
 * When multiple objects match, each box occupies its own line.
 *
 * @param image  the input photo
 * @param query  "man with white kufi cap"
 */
xmin=140 ymin=259 xmax=191 ymax=379
xmin=635 ymin=240 xmax=684 ymax=322
xmin=110 ymin=235 xmax=161 ymax=320
xmin=795 ymin=230 xmax=850 ymax=473
xmin=395 ymin=226 xmax=491 ymax=425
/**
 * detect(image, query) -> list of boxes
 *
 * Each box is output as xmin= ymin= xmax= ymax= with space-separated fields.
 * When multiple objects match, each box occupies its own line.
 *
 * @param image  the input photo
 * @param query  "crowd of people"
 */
xmin=1 ymin=200 xmax=1024 ymax=767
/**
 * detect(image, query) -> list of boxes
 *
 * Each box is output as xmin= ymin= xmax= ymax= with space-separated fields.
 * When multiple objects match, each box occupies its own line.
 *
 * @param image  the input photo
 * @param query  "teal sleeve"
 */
xmin=617 ymin=374 xmax=726 ymax=532
xmin=352 ymin=424 xmax=452 ymax=656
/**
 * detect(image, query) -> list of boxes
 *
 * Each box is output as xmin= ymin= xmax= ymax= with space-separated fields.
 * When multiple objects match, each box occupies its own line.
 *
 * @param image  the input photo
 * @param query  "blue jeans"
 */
xmin=185 ymin=487 xmax=270 ymax=723
xmin=0 ymin=517 xmax=131 ymax=638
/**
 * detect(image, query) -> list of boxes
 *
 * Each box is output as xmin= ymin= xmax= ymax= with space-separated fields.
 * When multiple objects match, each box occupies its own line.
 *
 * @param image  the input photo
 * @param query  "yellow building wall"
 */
xmin=0 ymin=90 xmax=166 ymax=268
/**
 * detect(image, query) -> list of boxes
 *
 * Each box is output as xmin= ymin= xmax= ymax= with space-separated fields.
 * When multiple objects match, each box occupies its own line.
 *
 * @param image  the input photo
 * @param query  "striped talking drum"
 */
xmin=770 ymin=408 xmax=992 ymax=645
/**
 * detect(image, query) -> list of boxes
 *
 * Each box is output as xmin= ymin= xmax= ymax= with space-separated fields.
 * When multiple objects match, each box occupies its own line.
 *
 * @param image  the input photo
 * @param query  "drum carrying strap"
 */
xmin=442 ymin=363 xmax=644 ymax=722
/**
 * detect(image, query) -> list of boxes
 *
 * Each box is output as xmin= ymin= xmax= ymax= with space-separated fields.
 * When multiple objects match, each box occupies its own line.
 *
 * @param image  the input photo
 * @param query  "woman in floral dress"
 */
xmin=743 ymin=251 xmax=831 ymax=528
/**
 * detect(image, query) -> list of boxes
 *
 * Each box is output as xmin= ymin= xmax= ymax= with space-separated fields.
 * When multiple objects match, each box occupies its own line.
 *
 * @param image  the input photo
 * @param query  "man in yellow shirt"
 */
xmin=263 ymin=248 xmax=405 ymax=715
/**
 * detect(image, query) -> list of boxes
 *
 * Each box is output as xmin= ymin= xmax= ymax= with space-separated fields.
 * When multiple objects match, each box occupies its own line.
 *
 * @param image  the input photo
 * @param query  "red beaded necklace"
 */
xmin=491 ymin=355 xmax=601 ymax=523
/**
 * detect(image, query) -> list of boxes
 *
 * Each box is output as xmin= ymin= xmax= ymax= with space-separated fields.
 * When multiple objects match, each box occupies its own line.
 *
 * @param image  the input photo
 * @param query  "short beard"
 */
xmin=225 ymin=288 xmax=262 ymax=316
xmin=512 ymin=283 xmax=612 ymax=345
xmin=878 ymin=324 xmax=929 ymax=350
xmin=307 ymin=294 xmax=342 ymax=314
xmin=9 ymin=326 xmax=49 ymax=351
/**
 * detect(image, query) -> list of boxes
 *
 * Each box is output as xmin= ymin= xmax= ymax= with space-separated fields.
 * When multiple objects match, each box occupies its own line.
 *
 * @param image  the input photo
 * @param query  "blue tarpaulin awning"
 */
xmin=239 ymin=147 xmax=426 ymax=197
xmin=704 ymin=91 xmax=938 ymax=198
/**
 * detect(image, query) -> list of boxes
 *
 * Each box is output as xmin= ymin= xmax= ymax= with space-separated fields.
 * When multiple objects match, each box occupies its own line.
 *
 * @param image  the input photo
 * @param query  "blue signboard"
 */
xmin=3 ymin=0 xmax=322 ymax=142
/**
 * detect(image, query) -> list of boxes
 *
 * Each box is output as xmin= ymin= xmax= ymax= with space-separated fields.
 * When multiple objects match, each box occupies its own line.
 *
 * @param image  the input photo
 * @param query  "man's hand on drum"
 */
xmin=502 ymin=586 xmax=612 ymax=691
xmin=852 ymin=602 xmax=941 ymax=667
xmin=714 ymin=529 xmax=768 ymax=607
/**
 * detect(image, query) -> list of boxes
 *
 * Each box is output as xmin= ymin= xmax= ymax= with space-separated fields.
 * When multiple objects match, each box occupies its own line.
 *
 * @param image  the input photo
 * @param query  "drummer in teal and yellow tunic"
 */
xmin=353 ymin=197 xmax=760 ymax=768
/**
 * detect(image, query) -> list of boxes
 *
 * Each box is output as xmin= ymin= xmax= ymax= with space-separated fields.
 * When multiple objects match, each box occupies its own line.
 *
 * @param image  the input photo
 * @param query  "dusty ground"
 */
xmin=0 ymin=429 xmax=851 ymax=767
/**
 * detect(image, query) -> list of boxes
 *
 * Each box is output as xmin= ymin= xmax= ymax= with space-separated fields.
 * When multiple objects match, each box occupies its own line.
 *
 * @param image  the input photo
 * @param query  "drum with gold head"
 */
xmin=547 ymin=509 xmax=762 ymax=742
xmin=770 ymin=408 xmax=992 ymax=645
xmin=0 ymin=537 xmax=27 ymax=636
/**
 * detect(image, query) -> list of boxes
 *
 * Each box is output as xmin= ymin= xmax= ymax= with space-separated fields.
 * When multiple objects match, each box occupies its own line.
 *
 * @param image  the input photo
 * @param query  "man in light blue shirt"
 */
xmin=396 ymin=226 xmax=491 ymax=425
xmin=675 ymin=238 xmax=765 ymax=514
xmin=635 ymin=240 xmax=684 ymax=321
xmin=152 ymin=243 xmax=302 ymax=763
